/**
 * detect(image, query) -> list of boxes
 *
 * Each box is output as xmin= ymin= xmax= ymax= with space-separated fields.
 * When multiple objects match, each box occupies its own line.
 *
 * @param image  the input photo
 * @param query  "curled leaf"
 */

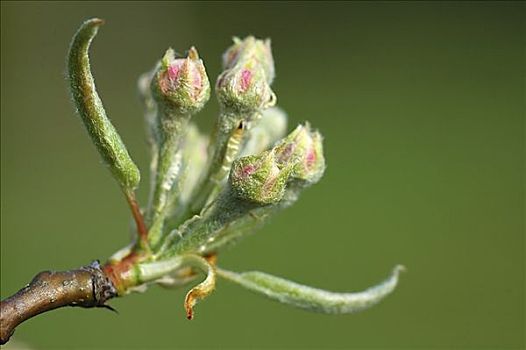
xmin=136 ymin=254 xmax=216 ymax=319
xmin=179 ymin=255 xmax=216 ymax=320
xmin=216 ymin=265 xmax=404 ymax=314
xmin=67 ymin=18 xmax=140 ymax=192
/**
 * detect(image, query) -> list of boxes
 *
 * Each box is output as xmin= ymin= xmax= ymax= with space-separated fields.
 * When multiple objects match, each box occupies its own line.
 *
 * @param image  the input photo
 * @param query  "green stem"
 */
xmin=159 ymin=189 xmax=258 ymax=257
xmin=188 ymin=109 xmax=255 ymax=216
xmin=147 ymin=112 xmax=191 ymax=247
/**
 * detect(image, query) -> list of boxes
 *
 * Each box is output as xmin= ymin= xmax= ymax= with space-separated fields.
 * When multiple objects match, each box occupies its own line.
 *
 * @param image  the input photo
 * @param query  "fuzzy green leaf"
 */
xmin=67 ymin=18 xmax=140 ymax=192
xmin=217 ymin=265 xmax=404 ymax=314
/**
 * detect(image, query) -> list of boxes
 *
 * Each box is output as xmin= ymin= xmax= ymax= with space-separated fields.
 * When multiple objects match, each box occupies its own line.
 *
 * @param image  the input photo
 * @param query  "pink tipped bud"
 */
xmin=296 ymin=130 xmax=325 ymax=184
xmin=274 ymin=124 xmax=326 ymax=185
xmin=222 ymin=36 xmax=275 ymax=84
xmin=152 ymin=47 xmax=210 ymax=115
xmin=216 ymin=59 xmax=276 ymax=112
xmin=229 ymin=150 xmax=292 ymax=205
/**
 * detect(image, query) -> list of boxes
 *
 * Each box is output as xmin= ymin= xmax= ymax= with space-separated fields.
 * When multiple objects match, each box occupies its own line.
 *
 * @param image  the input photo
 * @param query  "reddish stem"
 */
xmin=102 ymin=252 xmax=143 ymax=295
xmin=125 ymin=191 xmax=149 ymax=247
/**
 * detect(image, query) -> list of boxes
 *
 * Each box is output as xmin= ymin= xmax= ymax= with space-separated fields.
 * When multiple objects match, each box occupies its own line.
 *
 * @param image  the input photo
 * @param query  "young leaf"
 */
xmin=183 ymin=255 xmax=216 ymax=320
xmin=135 ymin=254 xmax=216 ymax=319
xmin=216 ymin=265 xmax=404 ymax=314
xmin=67 ymin=18 xmax=140 ymax=192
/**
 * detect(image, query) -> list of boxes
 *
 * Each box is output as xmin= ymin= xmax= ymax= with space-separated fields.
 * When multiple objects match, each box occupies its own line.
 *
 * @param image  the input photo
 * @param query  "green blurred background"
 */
xmin=1 ymin=1 xmax=524 ymax=349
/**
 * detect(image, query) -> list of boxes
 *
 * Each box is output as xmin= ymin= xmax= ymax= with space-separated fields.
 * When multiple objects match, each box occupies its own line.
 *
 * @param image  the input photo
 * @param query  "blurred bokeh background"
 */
xmin=1 ymin=1 xmax=524 ymax=349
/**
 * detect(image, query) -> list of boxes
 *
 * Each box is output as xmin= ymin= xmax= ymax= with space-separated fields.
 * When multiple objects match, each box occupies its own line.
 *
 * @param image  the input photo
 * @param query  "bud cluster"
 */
xmin=184 ymin=36 xmax=279 ymax=215
xmin=60 ymin=18 xmax=401 ymax=330
xmin=229 ymin=124 xmax=325 ymax=205
xmin=131 ymin=32 xmax=328 ymax=254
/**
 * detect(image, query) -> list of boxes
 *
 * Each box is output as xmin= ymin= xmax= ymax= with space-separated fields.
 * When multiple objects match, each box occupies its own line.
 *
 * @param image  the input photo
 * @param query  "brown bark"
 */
xmin=0 ymin=261 xmax=117 ymax=344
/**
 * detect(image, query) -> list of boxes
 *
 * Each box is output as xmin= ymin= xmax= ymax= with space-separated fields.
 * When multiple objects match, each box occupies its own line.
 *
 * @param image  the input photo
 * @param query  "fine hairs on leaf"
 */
xmin=0 ymin=18 xmax=404 ymax=345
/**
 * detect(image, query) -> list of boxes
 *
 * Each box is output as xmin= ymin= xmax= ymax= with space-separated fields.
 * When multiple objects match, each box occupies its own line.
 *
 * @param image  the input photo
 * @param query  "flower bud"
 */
xmin=216 ymin=59 xmax=276 ymax=113
xmin=274 ymin=125 xmax=311 ymax=165
xmin=294 ymin=130 xmax=325 ymax=184
xmin=222 ymin=36 xmax=275 ymax=84
xmin=151 ymin=47 xmax=210 ymax=115
xmin=229 ymin=150 xmax=292 ymax=205
xmin=274 ymin=124 xmax=326 ymax=184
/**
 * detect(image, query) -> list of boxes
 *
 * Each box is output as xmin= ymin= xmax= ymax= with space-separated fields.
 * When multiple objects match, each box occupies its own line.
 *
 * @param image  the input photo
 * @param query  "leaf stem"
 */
xmin=124 ymin=191 xmax=149 ymax=249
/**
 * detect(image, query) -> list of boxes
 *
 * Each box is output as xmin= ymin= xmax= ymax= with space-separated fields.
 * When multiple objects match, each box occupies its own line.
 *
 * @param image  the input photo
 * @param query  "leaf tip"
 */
xmin=393 ymin=264 xmax=406 ymax=276
xmin=85 ymin=18 xmax=105 ymax=26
